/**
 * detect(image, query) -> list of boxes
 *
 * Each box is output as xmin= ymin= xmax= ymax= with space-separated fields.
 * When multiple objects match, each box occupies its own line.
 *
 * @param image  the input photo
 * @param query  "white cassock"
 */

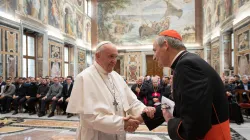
xmin=67 ymin=61 xmax=146 ymax=140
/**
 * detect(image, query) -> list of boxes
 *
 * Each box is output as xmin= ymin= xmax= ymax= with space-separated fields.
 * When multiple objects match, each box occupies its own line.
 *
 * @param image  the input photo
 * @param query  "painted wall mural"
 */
xmin=76 ymin=13 xmax=83 ymax=39
xmin=235 ymin=24 xmax=250 ymax=76
xmin=78 ymin=49 xmax=86 ymax=73
xmin=203 ymin=0 xmax=230 ymax=34
xmin=49 ymin=41 xmax=63 ymax=77
xmin=64 ymin=6 xmax=75 ymax=36
xmin=0 ymin=0 xmax=17 ymax=14
xmin=238 ymin=31 xmax=249 ymax=52
xmin=211 ymin=41 xmax=220 ymax=74
xmin=0 ymin=26 xmax=21 ymax=79
xmin=238 ymin=53 xmax=250 ymax=75
xmin=124 ymin=52 xmax=142 ymax=82
xmin=203 ymin=0 xmax=250 ymax=34
xmin=98 ymin=0 xmax=195 ymax=45
xmin=48 ymin=0 xmax=61 ymax=28
xmin=85 ymin=17 xmax=91 ymax=43
xmin=0 ymin=0 xmax=89 ymax=42
xmin=23 ymin=0 xmax=42 ymax=19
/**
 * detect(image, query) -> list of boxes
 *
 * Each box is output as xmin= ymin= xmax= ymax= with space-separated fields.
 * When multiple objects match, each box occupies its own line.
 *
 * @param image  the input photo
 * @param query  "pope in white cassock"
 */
xmin=67 ymin=41 xmax=155 ymax=140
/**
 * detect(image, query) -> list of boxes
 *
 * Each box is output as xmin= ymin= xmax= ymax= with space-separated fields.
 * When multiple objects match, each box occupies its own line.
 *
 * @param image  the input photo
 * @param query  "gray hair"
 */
xmin=242 ymin=75 xmax=249 ymax=81
xmin=138 ymin=76 xmax=144 ymax=81
xmin=155 ymin=36 xmax=186 ymax=50
xmin=151 ymin=77 xmax=158 ymax=83
xmin=95 ymin=41 xmax=114 ymax=54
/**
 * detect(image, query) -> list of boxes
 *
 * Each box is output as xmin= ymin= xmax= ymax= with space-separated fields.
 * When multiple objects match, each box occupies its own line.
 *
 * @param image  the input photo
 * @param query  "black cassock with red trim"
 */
xmin=142 ymin=52 xmax=231 ymax=140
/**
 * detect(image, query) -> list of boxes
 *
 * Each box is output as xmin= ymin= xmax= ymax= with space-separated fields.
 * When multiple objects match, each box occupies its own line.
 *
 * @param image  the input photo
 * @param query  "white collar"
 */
xmin=170 ymin=50 xmax=185 ymax=67
xmin=94 ymin=61 xmax=109 ymax=75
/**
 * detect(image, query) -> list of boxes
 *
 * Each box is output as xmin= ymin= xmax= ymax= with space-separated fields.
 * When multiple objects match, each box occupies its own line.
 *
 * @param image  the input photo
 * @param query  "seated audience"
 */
xmin=58 ymin=76 xmax=73 ymax=118
xmin=24 ymin=77 xmax=38 ymax=115
xmin=12 ymin=78 xmax=27 ymax=115
xmin=147 ymin=77 xmax=163 ymax=107
xmin=38 ymin=77 xmax=63 ymax=117
xmin=225 ymin=76 xmax=244 ymax=124
xmin=0 ymin=78 xmax=15 ymax=113
xmin=131 ymin=76 xmax=148 ymax=105
xmin=28 ymin=78 xmax=50 ymax=114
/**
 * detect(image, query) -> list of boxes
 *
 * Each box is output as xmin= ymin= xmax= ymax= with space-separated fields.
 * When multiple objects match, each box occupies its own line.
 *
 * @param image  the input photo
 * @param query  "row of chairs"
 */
xmin=234 ymin=89 xmax=250 ymax=118
xmin=16 ymin=101 xmax=64 ymax=115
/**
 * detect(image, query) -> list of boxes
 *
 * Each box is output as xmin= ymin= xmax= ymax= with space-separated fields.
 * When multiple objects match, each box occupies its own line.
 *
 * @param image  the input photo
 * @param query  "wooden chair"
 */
xmin=234 ymin=89 xmax=250 ymax=118
xmin=48 ymin=101 xmax=62 ymax=115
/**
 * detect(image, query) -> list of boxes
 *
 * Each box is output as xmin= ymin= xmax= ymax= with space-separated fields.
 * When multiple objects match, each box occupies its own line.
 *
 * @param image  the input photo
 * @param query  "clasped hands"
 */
xmin=123 ymin=106 xmax=173 ymax=132
xmin=123 ymin=107 xmax=155 ymax=132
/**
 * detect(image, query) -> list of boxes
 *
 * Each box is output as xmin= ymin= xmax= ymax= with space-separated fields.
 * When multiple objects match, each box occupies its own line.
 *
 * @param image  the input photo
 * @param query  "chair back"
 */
xmin=234 ymin=89 xmax=250 ymax=103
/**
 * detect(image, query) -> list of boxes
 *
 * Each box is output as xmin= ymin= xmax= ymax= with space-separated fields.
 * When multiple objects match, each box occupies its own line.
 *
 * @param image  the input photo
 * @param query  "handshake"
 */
xmin=123 ymin=107 xmax=156 ymax=132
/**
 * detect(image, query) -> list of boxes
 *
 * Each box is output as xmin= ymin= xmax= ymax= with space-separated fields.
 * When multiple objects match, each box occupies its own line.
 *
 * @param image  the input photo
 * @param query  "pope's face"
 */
xmin=96 ymin=44 xmax=118 ymax=73
xmin=153 ymin=41 xmax=170 ymax=67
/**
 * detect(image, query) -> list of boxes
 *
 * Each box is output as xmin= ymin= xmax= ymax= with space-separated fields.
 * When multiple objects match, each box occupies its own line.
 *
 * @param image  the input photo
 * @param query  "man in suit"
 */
xmin=225 ymin=76 xmax=244 ymax=124
xmin=58 ymin=76 xmax=73 ymax=118
xmin=236 ymin=75 xmax=250 ymax=102
xmin=12 ymin=78 xmax=27 ymax=115
xmin=35 ymin=78 xmax=50 ymax=111
xmin=0 ymin=78 xmax=16 ymax=113
xmin=27 ymin=78 xmax=50 ymax=115
xmin=134 ymin=30 xmax=230 ymax=140
xmin=23 ymin=77 xmax=38 ymax=115
xmin=234 ymin=74 xmax=242 ymax=86
xmin=161 ymin=76 xmax=171 ymax=99
xmin=131 ymin=76 xmax=148 ymax=105
xmin=38 ymin=77 xmax=63 ymax=117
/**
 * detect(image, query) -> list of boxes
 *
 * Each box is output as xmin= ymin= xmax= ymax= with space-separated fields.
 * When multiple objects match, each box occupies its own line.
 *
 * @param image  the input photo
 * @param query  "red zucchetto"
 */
xmin=159 ymin=30 xmax=182 ymax=41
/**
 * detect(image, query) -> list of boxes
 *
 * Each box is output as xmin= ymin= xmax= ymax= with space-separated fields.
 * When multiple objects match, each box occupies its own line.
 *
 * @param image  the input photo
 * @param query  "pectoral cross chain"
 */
xmin=113 ymin=98 xmax=118 ymax=111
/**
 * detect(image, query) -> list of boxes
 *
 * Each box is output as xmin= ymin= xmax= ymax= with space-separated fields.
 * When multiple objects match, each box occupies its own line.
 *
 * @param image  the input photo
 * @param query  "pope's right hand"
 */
xmin=123 ymin=115 xmax=140 ymax=132
xmin=42 ymin=96 xmax=47 ymax=100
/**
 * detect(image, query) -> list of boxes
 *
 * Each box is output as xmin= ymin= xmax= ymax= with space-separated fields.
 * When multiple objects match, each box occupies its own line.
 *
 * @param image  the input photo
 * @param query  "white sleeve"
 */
xmin=82 ymin=113 xmax=125 ymax=134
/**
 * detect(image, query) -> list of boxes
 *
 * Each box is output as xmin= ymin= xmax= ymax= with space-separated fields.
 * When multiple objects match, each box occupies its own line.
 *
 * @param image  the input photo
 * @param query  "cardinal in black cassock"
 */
xmin=141 ymin=30 xmax=231 ymax=140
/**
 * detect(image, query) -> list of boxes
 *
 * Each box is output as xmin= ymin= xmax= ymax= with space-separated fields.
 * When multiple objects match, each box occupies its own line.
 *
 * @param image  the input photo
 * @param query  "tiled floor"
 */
xmin=0 ymin=112 xmax=249 ymax=140
xmin=230 ymin=117 xmax=250 ymax=140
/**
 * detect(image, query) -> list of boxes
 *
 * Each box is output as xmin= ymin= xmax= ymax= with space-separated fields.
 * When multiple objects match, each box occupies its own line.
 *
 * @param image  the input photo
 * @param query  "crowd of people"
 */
xmin=221 ymin=74 xmax=250 ymax=124
xmin=1 ymin=73 xmax=248 ymax=123
xmin=0 ymin=76 xmax=74 ymax=118
xmin=131 ymin=74 xmax=250 ymax=125
xmin=131 ymin=75 xmax=173 ymax=107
